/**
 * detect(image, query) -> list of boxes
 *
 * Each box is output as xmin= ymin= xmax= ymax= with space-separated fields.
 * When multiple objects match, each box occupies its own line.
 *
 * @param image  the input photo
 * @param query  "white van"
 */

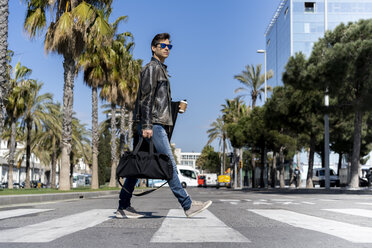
xmin=203 ymin=173 xmax=218 ymax=187
xmin=152 ymin=165 xmax=198 ymax=188
xmin=177 ymin=165 xmax=199 ymax=188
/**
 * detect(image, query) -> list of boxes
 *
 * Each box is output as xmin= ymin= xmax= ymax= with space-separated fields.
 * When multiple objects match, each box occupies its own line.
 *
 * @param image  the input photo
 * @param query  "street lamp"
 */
xmin=257 ymin=49 xmax=267 ymax=102
xmin=257 ymin=49 xmax=268 ymax=188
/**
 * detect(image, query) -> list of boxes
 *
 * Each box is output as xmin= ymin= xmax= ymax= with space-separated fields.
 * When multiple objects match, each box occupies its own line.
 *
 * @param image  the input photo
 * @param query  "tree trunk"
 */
xmin=127 ymin=111 xmax=133 ymax=151
xmin=8 ymin=118 xmax=16 ymax=189
xmin=306 ymin=133 xmax=316 ymax=188
xmin=297 ymin=151 xmax=301 ymax=188
xmin=337 ymin=153 xmax=343 ymax=176
xmin=91 ymin=87 xmax=99 ymax=189
xmin=51 ymin=137 xmax=57 ymax=189
xmin=109 ymin=103 xmax=117 ymax=187
xmin=271 ymin=152 xmax=277 ymax=188
xmin=60 ymin=55 xmax=75 ymax=191
xmin=0 ymin=0 xmax=9 ymax=145
xmin=279 ymin=147 xmax=285 ymax=188
xmin=260 ymin=145 xmax=265 ymax=188
xmin=24 ymin=120 xmax=32 ymax=189
xmin=251 ymin=151 xmax=256 ymax=188
xmin=119 ymin=104 xmax=126 ymax=156
xmin=350 ymin=109 xmax=363 ymax=188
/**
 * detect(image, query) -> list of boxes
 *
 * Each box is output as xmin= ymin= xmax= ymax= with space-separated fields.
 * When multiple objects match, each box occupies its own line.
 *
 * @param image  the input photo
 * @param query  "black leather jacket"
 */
xmin=133 ymin=57 xmax=173 ymax=130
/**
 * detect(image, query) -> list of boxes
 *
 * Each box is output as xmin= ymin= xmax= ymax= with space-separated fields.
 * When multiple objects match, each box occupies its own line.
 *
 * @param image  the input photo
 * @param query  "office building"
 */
xmin=266 ymin=0 xmax=372 ymax=87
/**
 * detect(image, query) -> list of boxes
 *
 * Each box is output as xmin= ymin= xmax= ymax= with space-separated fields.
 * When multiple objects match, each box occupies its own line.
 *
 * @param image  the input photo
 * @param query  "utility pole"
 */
xmin=324 ymin=0 xmax=330 ymax=189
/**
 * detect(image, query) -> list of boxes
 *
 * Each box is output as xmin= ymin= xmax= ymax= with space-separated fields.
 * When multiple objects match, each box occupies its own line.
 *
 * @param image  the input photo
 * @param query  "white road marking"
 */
xmin=230 ymin=202 xmax=238 ymax=205
xmin=324 ymin=209 xmax=372 ymax=219
xmin=282 ymin=202 xmax=299 ymax=205
xmin=151 ymin=209 xmax=250 ymax=243
xmin=0 ymin=209 xmax=114 ymax=243
xmin=272 ymin=199 xmax=293 ymax=202
xmin=253 ymin=201 xmax=272 ymax=205
xmin=219 ymin=199 xmax=240 ymax=202
xmin=301 ymin=201 xmax=316 ymax=205
xmin=243 ymin=199 xmax=252 ymax=202
xmin=259 ymin=199 xmax=268 ymax=202
xmin=357 ymin=202 xmax=372 ymax=206
xmin=249 ymin=209 xmax=372 ymax=243
xmin=0 ymin=209 xmax=53 ymax=220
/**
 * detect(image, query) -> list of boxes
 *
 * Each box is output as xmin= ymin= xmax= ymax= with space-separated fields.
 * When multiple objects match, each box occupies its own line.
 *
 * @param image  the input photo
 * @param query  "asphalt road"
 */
xmin=1 ymin=187 xmax=372 ymax=248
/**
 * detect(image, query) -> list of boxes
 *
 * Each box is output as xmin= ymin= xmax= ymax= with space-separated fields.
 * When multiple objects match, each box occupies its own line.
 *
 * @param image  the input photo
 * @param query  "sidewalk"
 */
xmin=0 ymin=190 xmax=120 ymax=206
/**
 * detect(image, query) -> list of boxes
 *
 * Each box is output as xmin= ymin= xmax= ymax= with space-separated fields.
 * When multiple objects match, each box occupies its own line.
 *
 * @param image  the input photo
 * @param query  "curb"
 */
xmin=0 ymin=190 xmax=120 ymax=206
xmin=240 ymin=187 xmax=372 ymax=195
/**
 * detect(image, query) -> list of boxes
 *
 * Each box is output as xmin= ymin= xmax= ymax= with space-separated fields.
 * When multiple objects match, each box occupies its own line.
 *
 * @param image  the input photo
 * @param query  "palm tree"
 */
xmin=234 ymin=64 xmax=273 ymax=108
xmin=77 ymin=11 xmax=128 ymax=189
xmin=0 ymin=0 xmax=9 ymax=142
xmin=23 ymin=0 xmax=113 ymax=190
xmin=4 ymin=62 xmax=31 ymax=189
xmin=207 ymin=116 xmax=230 ymax=174
xmin=35 ymin=102 xmax=63 ymax=188
xmin=20 ymin=81 xmax=53 ymax=188
xmin=221 ymin=97 xmax=250 ymax=187
xmin=100 ymin=33 xmax=138 ymax=187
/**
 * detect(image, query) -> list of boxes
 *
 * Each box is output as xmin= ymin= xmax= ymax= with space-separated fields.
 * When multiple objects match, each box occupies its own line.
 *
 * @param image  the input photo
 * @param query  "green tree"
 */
xmin=207 ymin=116 xmax=229 ymax=174
xmin=23 ymin=0 xmax=113 ymax=190
xmin=98 ymin=126 xmax=111 ymax=185
xmin=21 ymin=81 xmax=52 ymax=188
xmin=196 ymin=145 xmax=220 ymax=173
xmin=77 ymin=9 xmax=129 ymax=189
xmin=307 ymin=19 xmax=372 ymax=188
xmin=234 ymin=64 xmax=273 ymax=108
xmin=4 ymin=62 xmax=33 ymax=189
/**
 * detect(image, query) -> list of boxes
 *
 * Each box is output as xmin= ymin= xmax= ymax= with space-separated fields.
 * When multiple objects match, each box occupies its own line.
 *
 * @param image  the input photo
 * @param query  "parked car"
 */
xmin=202 ymin=173 xmax=218 ymax=187
xmin=216 ymin=175 xmax=231 ymax=188
xmin=312 ymin=168 xmax=340 ymax=187
xmin=152 ymin=165 xmax=198 ymax=188
xmin=197 ymin=175 xmax=206 ymax=187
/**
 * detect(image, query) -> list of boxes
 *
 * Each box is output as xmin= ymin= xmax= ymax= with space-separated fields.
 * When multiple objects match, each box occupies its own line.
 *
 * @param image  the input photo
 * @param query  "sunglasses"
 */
xmin=157 ymin=43 xmax=173 ymax=50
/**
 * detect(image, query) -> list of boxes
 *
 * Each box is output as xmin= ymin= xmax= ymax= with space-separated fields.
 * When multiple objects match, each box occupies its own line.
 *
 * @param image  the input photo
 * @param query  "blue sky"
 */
xmin=8 ymin=0 xmax=281 ymax=153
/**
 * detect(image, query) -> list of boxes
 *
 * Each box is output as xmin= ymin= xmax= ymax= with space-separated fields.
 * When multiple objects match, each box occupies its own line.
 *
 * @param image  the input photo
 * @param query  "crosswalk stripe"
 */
xmin=151 ymin=209 xmax=250 ymax=243
xmin=253 ymin=201 xmax=272 ymax=205
xmin=301 ymin=201 xmax=316 ymax=205
xmin=249 ymin=209 xmax=372 ymax=243
xmin=357 ymin=202 xmax=372 ymax=206
xmin=0 ymin=209 xmax=114 ymax=243
xmin=0 ymin=209 xmax=53 ymax=220
xmin=219 ymin=199 xmax=240 ymax=202
xmin=324 ymin=209 xmax=372 ymax=219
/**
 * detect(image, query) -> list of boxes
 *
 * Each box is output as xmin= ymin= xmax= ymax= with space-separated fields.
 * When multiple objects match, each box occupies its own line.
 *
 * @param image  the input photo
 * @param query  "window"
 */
xmin=180 ymin=170 xmax=196 ymax=179
xmin=304 ymin=23 xmax=310 ymax=33
xmin=304 ymin=2 xmax=315 ymax=13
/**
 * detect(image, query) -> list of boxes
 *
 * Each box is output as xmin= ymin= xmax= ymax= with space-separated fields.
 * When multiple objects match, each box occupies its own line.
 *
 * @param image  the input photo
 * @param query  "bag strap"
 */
xmin=117 ymin=179 xmax=168 ymax=197
xmin=133 ymin=136 xmax=144 ymax=155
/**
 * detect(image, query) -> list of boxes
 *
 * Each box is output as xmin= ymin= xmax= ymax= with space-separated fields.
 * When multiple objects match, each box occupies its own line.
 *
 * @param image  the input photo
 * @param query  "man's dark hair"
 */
xmin=151 ymin=33 xmax=171 ymax=55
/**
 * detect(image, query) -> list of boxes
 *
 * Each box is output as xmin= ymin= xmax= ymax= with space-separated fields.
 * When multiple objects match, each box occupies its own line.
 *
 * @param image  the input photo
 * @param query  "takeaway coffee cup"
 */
xmin=179 ymin=100 xmax=187 ymax=113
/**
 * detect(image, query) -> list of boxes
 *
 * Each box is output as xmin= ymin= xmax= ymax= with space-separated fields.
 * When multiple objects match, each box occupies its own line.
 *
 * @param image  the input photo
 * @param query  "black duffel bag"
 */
xmin=116 ymin=136 xmax=173 ymax=185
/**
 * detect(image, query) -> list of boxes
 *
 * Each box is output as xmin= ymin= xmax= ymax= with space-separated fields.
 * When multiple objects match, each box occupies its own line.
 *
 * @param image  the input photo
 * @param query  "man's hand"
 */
xmin=142 ymin=129 xmax=153 ymax=138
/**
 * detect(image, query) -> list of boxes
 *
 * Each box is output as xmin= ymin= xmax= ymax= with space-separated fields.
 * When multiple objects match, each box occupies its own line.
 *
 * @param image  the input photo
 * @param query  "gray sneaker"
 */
xmin=184 ymin=200 xmax=212 ymax=218
xmin=116 ymin=206 xmax=145 ymax=219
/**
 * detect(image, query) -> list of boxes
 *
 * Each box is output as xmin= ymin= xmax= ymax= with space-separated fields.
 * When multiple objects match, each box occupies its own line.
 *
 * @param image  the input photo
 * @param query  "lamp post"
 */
xmin=257 ymin=49 xmax=268 ymax=187
xmin=257 ymin=49 xmax=267 ymax=101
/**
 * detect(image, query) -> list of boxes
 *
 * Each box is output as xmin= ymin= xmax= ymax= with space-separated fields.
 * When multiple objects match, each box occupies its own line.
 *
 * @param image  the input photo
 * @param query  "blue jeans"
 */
xmin=118 ymin=124 xmax=192 ymax=210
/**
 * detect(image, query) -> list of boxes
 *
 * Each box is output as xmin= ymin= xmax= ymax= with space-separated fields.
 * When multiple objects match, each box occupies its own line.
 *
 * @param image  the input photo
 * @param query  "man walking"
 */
xmin=116 ymin=33 xmax=212 ymax=219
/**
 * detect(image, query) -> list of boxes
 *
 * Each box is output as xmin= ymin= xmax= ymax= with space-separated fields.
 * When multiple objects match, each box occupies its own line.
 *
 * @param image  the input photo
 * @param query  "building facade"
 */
xmin=266 ymin=0 xmax=372 ymax=87
xmin=173 ymin=145 xmax=201 ymax=169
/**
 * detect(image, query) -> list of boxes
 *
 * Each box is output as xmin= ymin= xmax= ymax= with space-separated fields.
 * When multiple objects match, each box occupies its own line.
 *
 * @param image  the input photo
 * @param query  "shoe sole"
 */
xmin=186 ymin=201 xmax=212 ymax=218
xmin=116 ymin=212 xmax=145 ymax=219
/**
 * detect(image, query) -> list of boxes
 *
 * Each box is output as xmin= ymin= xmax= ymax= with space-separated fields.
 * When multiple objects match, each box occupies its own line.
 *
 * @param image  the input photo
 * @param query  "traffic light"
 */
xmin=239 ymin=160 xmax=243 ymax=169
